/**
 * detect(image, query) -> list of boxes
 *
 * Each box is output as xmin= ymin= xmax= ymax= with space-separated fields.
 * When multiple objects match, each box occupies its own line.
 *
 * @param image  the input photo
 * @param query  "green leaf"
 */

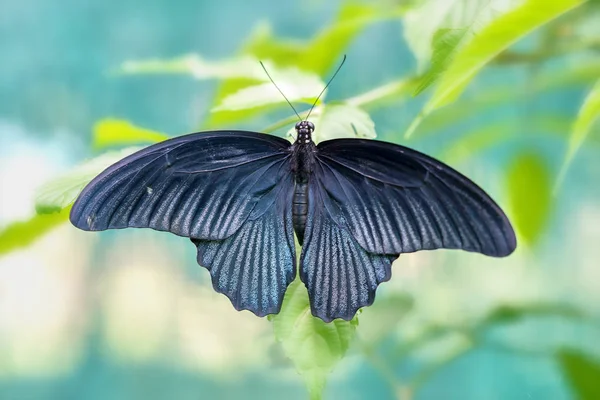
xmin=93 ymin=119 xmax=169 ymax=150
xmin=205 ymin=23 xmax=298 ymax=128
xmin=300 ymin=2 xmax=379 ymax=75
xmin=272 ymin=279 xmax=358 ymax=400
xmin=406 ymin=0 xmax=585 ymax=138
xmin=247 ymin=3 xmax=379 ymax=75
xmin=414 ymin=28 xmax=468 ymax=96
xmin=505 ymin=151 xmax=551 ymax=246
xmin=117 ymin=53 xmax=266 ymax=80
xmin=347 ymin=78 xmax=419 ymax=109
xmin=286 ymin=103 xmax=377 ymax=143
xmin=243 ymin=22 xmax=306 ymax=67
xmin=480 ymin=303 xmax=585 ymax=327
xmin=35 ymin=147 xmax=141 ymax=214
xmin=555 ymin=79 xmax=600 ymax=193
xmin=205 ymin=2 xmax=379 ymax=128
xmin=403 ymin=0 xmax=521 ymax=73
xmin=213 ymin=68 xmax=325 ymax=112
xmin=411 ymin=62 xmax=600 ymax=138
xmin=0 ymin=207 xmax=71 ymax=256
xmin=557 ymin=349 xmax=600 ymax=400
xmin=403 ymin=0 xmax=458 ymax=72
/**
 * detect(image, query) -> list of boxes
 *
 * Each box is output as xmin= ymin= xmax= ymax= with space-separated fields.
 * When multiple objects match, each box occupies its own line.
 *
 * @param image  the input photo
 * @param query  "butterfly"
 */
xmin=70 ymin=58 xmax=516 ymax=322
xmin=70 ymin=118 xmax=516 ymax=322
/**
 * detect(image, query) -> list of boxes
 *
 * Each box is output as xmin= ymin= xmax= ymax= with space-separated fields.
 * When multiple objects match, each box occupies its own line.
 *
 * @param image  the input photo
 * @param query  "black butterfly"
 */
xmin=70 ymin=118 xmax=516 ymax=322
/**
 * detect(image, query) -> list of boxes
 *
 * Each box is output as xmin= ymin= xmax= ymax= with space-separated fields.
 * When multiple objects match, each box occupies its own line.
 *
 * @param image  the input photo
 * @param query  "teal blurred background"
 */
xmin=1 ymin=0 xmax=599 ymax=399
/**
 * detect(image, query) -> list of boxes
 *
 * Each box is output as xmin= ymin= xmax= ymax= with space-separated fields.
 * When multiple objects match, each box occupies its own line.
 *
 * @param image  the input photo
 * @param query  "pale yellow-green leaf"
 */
xmin=506 ymin=151 xmax=551 ymax=245
xmin=0 ymin=206 xmax=72 ymax=256
xmin=204 ymin=23 xmax=304 ymax=129
xmin=406 ymin=0 xmax=585 ymax=138
xmin=245 ymin=3 xmax=379 ymax=75
xmin=555 ymin=79 xmax=600 ymax=193
xmin=429 ymin=0 xmax=584 ymax=110
xmin=213 ymin=68 xmax=324 ymax=112
xmin=118 ymin=54 xmax=266 ymax=81
xmin=404 ymin=0 xmax=522 ymax=73
xmin=302 ymin=2 xmax=380 ymax=75
xmin=347 ymin=78 xmax=418 ymax=109
xmin=414 ymin=28 xmax=468 ymax=96
xmin=35 ymin=147 xmax=141 ymax=214
xmin=411 ymin=61 xmax=600 ymax=138
xmin=93 ymin=119 xmax=169 ymax=150
xmin=271 ymin=279 xmax=358 ymax=400
xmin=404 ymin=0 xmax=457 ymax=71
xmin=205 ymin=2 xmax=379 ymax=128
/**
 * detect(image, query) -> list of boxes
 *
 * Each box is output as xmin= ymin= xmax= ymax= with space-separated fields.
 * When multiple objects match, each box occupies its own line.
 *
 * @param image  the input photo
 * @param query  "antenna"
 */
xmin=260 ymin=61 xmax=302 ymax=121
xmin=305 ymin=54 xmax=347 ymax=121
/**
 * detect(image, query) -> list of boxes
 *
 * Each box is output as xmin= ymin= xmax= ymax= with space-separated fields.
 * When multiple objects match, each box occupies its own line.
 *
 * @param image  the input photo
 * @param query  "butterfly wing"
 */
xmin=300 ymin=138 xmax=516 ymax=322
xmin=315 ymin=138 xmax=516 ymax=256
xmin=71 ymin=130 xmax=296 ymax=316
xmin=191 ymin=173 xmax=296 ymax=316
xmin=299 ymin=178 xmax=396 ymax=322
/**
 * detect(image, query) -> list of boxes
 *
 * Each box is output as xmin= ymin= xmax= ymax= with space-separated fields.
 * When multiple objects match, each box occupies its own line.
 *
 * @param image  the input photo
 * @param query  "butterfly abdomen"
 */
xmin=290 ymin=140 xmax=316 ymax=246
xmin=292 ymin=181 xmax=309 ymax=244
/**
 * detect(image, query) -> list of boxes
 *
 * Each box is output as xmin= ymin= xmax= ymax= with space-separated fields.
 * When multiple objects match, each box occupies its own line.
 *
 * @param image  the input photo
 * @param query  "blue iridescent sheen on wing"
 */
xmin=192 ymin=175 xmax=296 ymax=316
xmin=300 ymin=181 xmax=395 ymax=322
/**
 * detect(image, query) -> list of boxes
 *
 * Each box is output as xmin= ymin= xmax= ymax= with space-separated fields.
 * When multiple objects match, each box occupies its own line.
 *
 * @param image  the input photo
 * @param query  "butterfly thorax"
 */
xmin=291 ymin=120 xmax=316 ymax=182
xmin=291 ymin=120 xmax=316 ymax=244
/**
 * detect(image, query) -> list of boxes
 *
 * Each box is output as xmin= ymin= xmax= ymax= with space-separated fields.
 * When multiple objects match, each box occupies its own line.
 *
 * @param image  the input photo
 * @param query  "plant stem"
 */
xmin=356 ymin=338 xmax=405 ymax=399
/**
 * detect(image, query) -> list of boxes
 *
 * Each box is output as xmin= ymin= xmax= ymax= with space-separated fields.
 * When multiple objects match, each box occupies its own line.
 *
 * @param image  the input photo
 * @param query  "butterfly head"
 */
xmin=295 ymin=120 xmax=315 ymax=144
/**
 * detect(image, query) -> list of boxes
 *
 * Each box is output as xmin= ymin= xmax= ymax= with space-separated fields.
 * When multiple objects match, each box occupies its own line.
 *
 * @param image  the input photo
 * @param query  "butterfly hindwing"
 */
xmin=315 ymin=139 xmax=516 ymax=257
xmin=299 ymin=176 xmax=395 ymax=322
xmin=192 ymin=174 xmax=296 ymax=316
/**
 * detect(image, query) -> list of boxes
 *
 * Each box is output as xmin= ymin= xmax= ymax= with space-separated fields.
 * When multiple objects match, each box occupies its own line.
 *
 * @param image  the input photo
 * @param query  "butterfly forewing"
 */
xmin=313 ymin=139 xmax=516 ymax=257
xmin=71 ymin=131 xmax=291 ymax=239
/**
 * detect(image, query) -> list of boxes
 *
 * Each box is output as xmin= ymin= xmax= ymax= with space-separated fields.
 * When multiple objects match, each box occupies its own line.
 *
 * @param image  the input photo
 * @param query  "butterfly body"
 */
xmin=71 ymin=122 xmax=516 ymax=322
xmin=291 ymin=120 xmax=317 ymax=244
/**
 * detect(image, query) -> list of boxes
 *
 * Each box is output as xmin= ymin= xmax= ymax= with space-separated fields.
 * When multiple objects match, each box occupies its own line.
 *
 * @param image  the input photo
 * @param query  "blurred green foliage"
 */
xmin=271 ymin=278 xmax=358 ymax=400
xmin=506 ymin=151 xmax=551 ymax=245
xmin=93 ymin=120 xmax=169 ymax=150
xmin=405 ymin=0 xmax=586 ymax=137
xmin=2 ymin=0 xmax=600 ymax=399
xmin=35 ymin=147 xmax=141 ymax=214
xmin=556 ymin=78 xmax=600 ymax=191
xmin=0 ymin=207 xmax=71 ymax=256
xmin=206 ymin=1 xmax=381 ymax=128
xmin=558 ymin=350 xmax=600 ymax=399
